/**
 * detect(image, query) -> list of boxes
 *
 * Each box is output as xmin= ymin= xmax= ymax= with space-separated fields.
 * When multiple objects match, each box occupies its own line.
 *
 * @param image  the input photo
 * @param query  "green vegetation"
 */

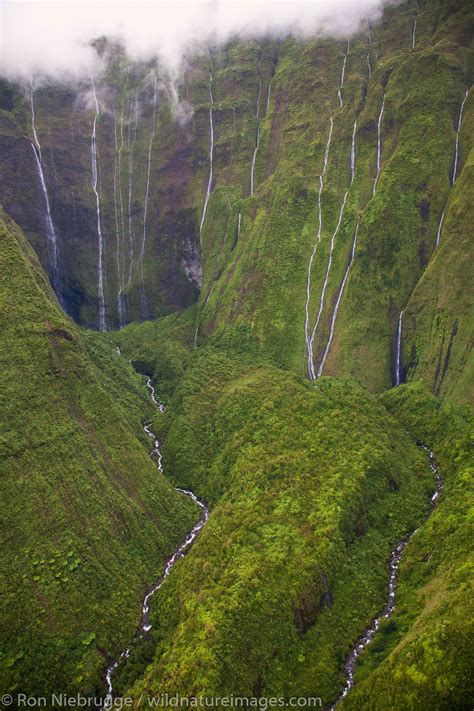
xmin=341 ymin=382 xmax=473 ymax=709
xmin=0 ymin=210 xmax=199 ymax=698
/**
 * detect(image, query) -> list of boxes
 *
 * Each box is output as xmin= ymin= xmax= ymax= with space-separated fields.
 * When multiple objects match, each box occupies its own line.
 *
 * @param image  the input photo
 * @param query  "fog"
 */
xmin=1 ymin=0 xmax=392 ymax=82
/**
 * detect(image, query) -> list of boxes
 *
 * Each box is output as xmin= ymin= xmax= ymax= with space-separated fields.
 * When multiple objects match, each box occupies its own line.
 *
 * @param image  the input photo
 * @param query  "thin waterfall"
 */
xmin=237 ymin=211 xmax=242 ymax=238
xmin=304 ymin=118 xmax=334 ymax=380
xmin=452 ymin=89 xmax=469 ymax=184
xmin=337 ymin=40 xmax=350 ymax=107
xmin=90 ymin=76 xmax=106 ymax=332
xmin=367 ymin=28 xmax=373 ymax=80
xmin=127 ymin=91 xmax=139 ymax=287
xmin=435 ymin=208 xmax=446 ymax=248
xmin=373 ymin=93 xmax=386 ymax=195
xmin=308 ymin=188 xmax=350 ymax=374
xmin=433 ymin=89 xmax=469 ymax=252
xmin=395 ymin=309 xmax=404 ymax=386
xmin=139 ymin=74 xmax=158 ymax=319
xmin=30 ymin=86 xmax=60 ymax=289
xmin=412 ymin=17 xmax=418 ymax=49
xmin=199 ymin=51 xmax=215 ymax=246
xmin=250 ymin=56 xmax=263 ymax=196
xmin=113 ymin=102 xmax=125 ymax=327
xmin=351 ymin=120 xmax=357 ymax=184
xmin=116 ymin=80 xmax=128 ymax=324
xmin=194 ymin=283 xmax=216 ymax=348
xmin=317 ymin=220 xmax=360 ymax=377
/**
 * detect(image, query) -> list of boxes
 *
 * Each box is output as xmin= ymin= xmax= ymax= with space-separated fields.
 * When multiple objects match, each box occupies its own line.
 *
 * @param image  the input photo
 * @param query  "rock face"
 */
xmin=0 ymin=0 xmax=473 ymax=401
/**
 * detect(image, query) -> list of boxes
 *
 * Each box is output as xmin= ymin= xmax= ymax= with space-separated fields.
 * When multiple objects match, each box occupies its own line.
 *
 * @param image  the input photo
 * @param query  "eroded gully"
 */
xmin=102 ymin=371 xmax=209 ymax=708
xmin=330 ymin=447 xmax=443 ymax=708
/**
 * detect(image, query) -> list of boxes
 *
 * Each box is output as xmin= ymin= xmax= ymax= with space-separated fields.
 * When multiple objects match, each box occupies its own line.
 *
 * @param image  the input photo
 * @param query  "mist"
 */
xmin=1 ymin=0 xmax=392 ymax=83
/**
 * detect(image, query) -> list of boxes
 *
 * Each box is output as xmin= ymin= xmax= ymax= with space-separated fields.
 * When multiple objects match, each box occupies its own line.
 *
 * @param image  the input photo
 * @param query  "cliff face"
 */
xmin=0 ymin=0 xmax=472 ymax=402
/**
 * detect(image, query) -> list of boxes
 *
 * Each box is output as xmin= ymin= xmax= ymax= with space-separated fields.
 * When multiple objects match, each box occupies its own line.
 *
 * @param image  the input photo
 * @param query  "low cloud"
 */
xmin=1 ymin=0 xmax=391 ymax=83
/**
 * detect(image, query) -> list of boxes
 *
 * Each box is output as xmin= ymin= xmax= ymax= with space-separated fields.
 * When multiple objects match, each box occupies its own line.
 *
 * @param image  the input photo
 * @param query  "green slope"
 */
xmin=0 ymin=209 xmax=198 ymax=698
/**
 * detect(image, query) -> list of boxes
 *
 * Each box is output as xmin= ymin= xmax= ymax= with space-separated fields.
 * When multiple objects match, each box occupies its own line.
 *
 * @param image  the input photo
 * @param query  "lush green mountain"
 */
xmin=0 ymin=0 xmax=473 ymax=707
xmin=0 ymin=209 xmax=199 ymax=698
xmin=0 ymin=0 xmax=472 ymax=402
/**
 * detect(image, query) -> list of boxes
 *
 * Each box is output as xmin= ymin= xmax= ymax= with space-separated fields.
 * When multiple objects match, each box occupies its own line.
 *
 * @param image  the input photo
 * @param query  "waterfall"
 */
xmin=194 ymin=283 xmax=215 ymax=348
xmin=351 ymin=120 xmax=357 ymax=184
xmin=304 ymin=118 xmax=334 ymax=380
xmin=139 ymin=74 xmax=158 ymax=319
xmin=116 ymin=82 xmax=128 ymax=325
xmin=127 ymin=91 xmax=139 ymax=288
xmin=308 ymin=188 xmax=350 ymax=375
xmin=337 ymin=40 xmax=350 ymax=107
xmin=90 ymin=76 xmax=106 ymax=332
xmin=373 ymin=93 xmax=386 ymax=195
xmin=435 ymin=208 xmax=446 ymax=248
xmin=30 ymin=86 xmax=60 ymax=290
xmin=199 ymin=52 xmax=215 ymax=246
xmin=367 ymin=29 xmax=373 ymax=80
xmin=237 ymin=211 xmax=242 ymax=238
xmin=317 ymin=220 xmax=360 ymax=377
xmin=232 ymin=106 xmax=237 ymax=136
xmin=250 ymin=57 xmax=263 ymax=196
xmin=395 ymin=309 xmax=404 ymax=386
xmin=412 ymin=17 xmax=418 ymax=49
xmin=452 ymin=89 xmax=469 ymax=184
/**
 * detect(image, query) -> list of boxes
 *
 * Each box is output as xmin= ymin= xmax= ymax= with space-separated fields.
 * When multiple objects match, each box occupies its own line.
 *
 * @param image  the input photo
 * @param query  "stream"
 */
xmin=102 ymin=374 xmax=209 ymax=708
xmin=330 ymin=447 xmax=443 ymax=708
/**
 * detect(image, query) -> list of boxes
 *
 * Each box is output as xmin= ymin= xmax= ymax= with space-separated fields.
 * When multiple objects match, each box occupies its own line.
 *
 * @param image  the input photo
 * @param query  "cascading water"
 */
xmin=237 ymin=211 xmax=242 ymax=238
xmin=116 ymin=80 xmax=128 ymax=326
xmin=127 ymin=91 xmax=140 ymax=288
xmin=199 ymin=52 xmax=215 ymax=246
xmin=305 ymin=119 xmax=334 ymax=380
xmin=452 ymin=89 xmax=469 ymax=184
xmin=350 ymin=119 xmax=357 ymax=184
xmin=412 ymin=17 xmax=418 ymax=49
xmin=373 ymin=93 xmax=386 ymax=195
xmin=435 ymin=207 xmax=446 ymax=248
xmin=308 ymin=188 xmax=349 ymax=374
xmin=331 ymin=448 xmax=443 ymax=708
xmin=30 ymin=86 xmax=60 ymax=291
xmin=193 ymin=283 xmax=216 ymax=348
xmin=102 ymin=371 xmax=208 ymax=709
xmin=139 ymin=74 xmax=158 ymax=319
xmin=90 ymin=76 xmax=107 ymax=332
xmin=337 ymin=40 xmax=350 ymax=108
xmin=317 ymin=220 xmax=360 ymax=377
xmin=395 ymin=309 xmax=404 ymax=386
xmin=250 ymin=56 xmax=263 ymax=196
xmin=433 ymin=88 xmax=470 ymax=250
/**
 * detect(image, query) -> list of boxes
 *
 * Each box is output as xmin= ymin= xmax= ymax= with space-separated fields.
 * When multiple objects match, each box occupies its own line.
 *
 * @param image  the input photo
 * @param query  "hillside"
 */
xmin=0 ymin=0 xmax=473 ymax=707
xmin=0 ymin=209 xmax=198 ymax=698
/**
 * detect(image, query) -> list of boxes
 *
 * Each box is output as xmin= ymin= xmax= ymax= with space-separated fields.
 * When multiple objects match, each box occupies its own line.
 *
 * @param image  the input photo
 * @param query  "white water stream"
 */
xmin=373 ymin=93 xmax=386 ymax=195
xmin=30 ymin=86 xmax=60 ymax=289
xmin=90 ymin=76 xmax=107 ymax=332
xmin=102 ymin=374 xmax=208 ymax=709
xmin=305 ymin=118 xmax=334 ymax=379
xmin=116 ymin=81 xmax=128 ymax=326
xmin=199 ymin=53 xmax=215 ymax=246
xmin=395 ymin=309 xmax=404 ymax=386
xmin=412 ymin=17 xmax=418 ymax=49
xmin=337 ymin=41 xmax=350 ymax=108
xmin=317 ymin=220 xmax=359 ymax=377
xmin=452 ymin=89 xmax=469 ymax=184
xmin=332 ymin=448 xmax=443 ymax=707
xmin=127 ymin=92 xmax=139 ymax=288
xmin=139 ymin=75 xmax=158 ymax=318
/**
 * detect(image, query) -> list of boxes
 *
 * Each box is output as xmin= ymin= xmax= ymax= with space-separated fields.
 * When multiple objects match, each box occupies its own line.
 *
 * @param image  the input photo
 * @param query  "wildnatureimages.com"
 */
xmin=0 ymin=0 xmax=472 ymax=709
xmin=9 ymin=694 xmax=323 ymax=708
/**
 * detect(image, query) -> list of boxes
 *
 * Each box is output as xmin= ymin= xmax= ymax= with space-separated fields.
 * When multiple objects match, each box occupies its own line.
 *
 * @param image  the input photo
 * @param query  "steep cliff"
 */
xmin=0 ymin=0 xmax=472 ymax=402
